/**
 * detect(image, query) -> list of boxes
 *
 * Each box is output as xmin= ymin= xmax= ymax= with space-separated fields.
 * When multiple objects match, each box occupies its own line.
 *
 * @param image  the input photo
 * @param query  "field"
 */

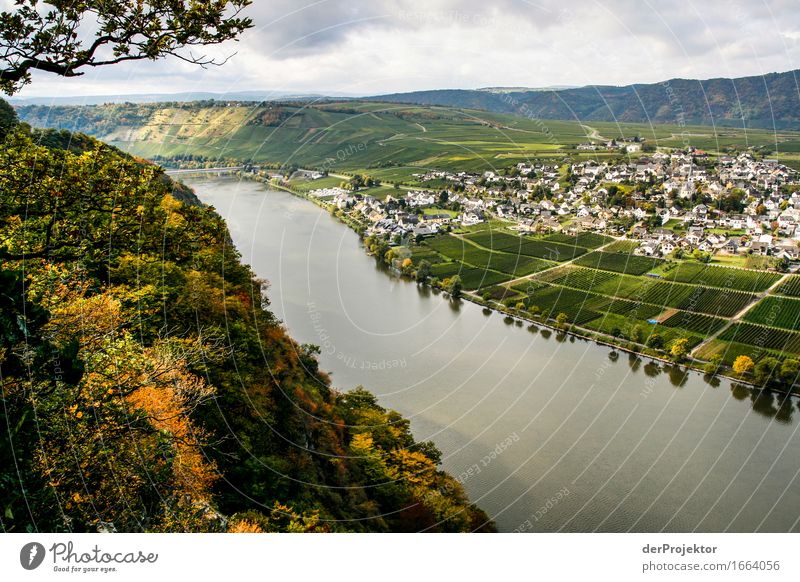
xmin=461 ymin=231 xmax=588 ymax=261
xmin=717 ymin=323 xmax=800 ymax=355
xmin=20 ymin=100 xmax=800 ymax=182
xmin=425 ymin=236 xmax=555 ymax=277
xmin=429 ymin=263 xmax=511 ymax=290
xmin=661 ymin=263 xmax=781 ymax=292
xmin=774 ymin=275 xmax=800 ymax=297
xmin=574 ymin=251 xmax=664 ymax=276
xmin=743 ymin=296 xmax=800 ymax=331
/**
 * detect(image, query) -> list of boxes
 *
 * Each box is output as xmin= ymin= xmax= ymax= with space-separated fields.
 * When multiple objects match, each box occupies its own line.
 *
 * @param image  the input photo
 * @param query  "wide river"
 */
xmin=188 ymin=176 xmax=800 ymax=533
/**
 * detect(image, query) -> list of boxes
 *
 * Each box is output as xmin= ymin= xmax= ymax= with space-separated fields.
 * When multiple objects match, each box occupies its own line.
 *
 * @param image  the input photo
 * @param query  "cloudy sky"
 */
xmin=13 ymin=0 xmax=800 ymax=97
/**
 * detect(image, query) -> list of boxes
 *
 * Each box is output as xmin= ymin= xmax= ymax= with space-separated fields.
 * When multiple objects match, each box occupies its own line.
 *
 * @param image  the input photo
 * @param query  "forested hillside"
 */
xmin=372 ymin=69 xmax=800 ymax=130
xmin=0 ymin=103 xmax=493 ymax=533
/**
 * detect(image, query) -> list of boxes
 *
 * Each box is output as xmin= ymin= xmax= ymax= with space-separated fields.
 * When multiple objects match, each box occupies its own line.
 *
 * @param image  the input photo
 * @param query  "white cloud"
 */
xmin=11 ymin=0 xmax=800 ymax=97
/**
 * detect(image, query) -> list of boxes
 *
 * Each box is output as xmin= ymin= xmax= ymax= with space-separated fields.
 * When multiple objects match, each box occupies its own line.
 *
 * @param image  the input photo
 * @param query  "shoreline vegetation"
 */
xmin=238 ymin=172 xmax=798 ymax=397
xmin=0 ymin=121 xmax=496 ymax=533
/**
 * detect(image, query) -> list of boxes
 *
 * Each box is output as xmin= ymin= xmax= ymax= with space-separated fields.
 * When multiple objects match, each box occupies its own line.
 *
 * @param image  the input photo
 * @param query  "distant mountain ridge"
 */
xmin=8 ymin=90 xmax=358 ymax=106
xmin=369 ymin=70 xmax=800 ymax=130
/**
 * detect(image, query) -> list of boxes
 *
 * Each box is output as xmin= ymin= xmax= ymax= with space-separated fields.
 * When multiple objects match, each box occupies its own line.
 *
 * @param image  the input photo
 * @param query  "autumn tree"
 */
xmin=445 ymin=275 xmax=463 ymax=299
xmin=669 ymin=338 xmax=690 ymax=362
xmin=0 ymin=1 xmax=253 ymax=94
xmin=733 ymin=355 xmax=754 ymax=377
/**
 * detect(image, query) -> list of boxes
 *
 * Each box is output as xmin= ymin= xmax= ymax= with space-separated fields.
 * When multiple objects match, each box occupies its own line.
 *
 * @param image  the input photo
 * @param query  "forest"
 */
xmin=0 ymin=101 xmax=494 ymax=533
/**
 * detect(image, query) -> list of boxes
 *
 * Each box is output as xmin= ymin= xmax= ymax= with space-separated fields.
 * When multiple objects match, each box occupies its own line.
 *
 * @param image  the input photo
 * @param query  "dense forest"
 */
xmin=371 ymin=69 xmax=800 ymax=130
xmin=0 ymin=100 xmax=494 ymax=533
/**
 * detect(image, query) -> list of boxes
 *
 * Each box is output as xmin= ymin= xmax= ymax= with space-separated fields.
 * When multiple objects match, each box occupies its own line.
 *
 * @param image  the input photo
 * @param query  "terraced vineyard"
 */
xmin=543 ymin=232 xmax=612 ymax=249
xmin=574 ymin=251 xmax=664 ymax=275
xmin=409 ymin=230 xmax=797 ymax=369
xmin=774 ymin=275 xmax=800 ymax=297
xmin=662 ymin=263 xmax=781 ymax=292
xmin=425 ymin=236 xmax=556 ymax=277
xmin=461 ymin=232 xmax=588 ymax=261
xmin=743 ymin=296 xmax=800 ymax=331
xmin=717 ymin=323 xmax=800 ymax=354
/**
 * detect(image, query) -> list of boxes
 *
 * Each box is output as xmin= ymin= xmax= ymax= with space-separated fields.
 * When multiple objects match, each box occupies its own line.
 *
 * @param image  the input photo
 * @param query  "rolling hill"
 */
xmin=370 ymin=70 xmax=800 ymax=130
xmin=15 ymin=99 xmax=800 ymax=179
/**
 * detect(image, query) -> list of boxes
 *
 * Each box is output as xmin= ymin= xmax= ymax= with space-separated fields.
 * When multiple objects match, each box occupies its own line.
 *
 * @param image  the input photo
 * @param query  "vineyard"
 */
xmin=409 ymin=231 xmax=795 ymax=365
xmin=743 ymin=296 xmax=800 ymax=331
xmin=519 ymin=284 xmax=602 ymax=325
xmin=543 ymin=232 xmax=612 ymax=249
xmin=429 ymin=263 xmax=511 ymax=290
xmin=775 ymin=275 xmax=800 ymax=297
xmin=461 ymin=232 xmax=588 ymax=261
xmin=717 ymin=322 xmax=800 ymax=354
xmin=574 ymin=251 xmax=664 ymax=275
xmin=662 ymin=263 xmax=781 ymax=292
xmin=660 ymin=312 xmax=728 ymax=335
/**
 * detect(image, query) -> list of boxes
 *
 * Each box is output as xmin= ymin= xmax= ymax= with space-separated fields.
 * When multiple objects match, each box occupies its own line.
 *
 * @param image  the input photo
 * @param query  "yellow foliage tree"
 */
xmin=733 ymin=355 xmax=754 ymax=377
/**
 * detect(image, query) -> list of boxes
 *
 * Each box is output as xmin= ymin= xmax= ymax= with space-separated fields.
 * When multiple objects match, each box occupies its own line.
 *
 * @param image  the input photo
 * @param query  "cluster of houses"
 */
xmin=287 ymin=149 xmax=800 ymax=259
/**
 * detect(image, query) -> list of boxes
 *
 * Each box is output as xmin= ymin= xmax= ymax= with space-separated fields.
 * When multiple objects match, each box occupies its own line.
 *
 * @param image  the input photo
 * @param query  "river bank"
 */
xmin=233 ymin=171 xmax=792 ymax=395
xmin=186 ymin=175 xmax=800 ymax=533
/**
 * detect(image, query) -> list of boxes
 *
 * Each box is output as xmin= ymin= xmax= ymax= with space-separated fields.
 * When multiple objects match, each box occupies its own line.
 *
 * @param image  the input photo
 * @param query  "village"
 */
xmin=292 ymin=150 xmax=800 ymax=266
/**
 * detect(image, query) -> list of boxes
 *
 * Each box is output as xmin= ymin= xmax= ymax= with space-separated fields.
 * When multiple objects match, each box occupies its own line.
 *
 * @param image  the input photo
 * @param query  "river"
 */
xmin=187 ymin=176 xmax=800 ymax=533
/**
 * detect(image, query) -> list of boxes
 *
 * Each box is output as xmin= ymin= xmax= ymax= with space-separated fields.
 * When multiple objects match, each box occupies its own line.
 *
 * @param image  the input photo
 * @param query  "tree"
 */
xmin=753 ymin=357 xmax=779 ymax=386
xmin=733 ymin=355 xmax=754 ymax=377
xmin=0 ymin=97 xmax=17 ymax=137
xmin=444 ymin=275 xmax=462 ymax=299
xmin=415 ymin=259 xmax=431 ymax=283
xmin=515 ymin=302 xmax=526 ymax=312
xmin=0 ymin=1 xmax=253 ymax=94
xmin=555 ymin=312 xmax=568 ymax=329
xmin=704 ymin=354 xmax=723 ymax=376
xmin=780 ymin=358 xmax=799 ymax=386
xmin=669 ymin=338 xmax=690 ymax=362
xmin=630 ymin=324 xmax=643 ymax=344
xmin=647 ymin=334 xmax=665 ymax=351
xmin=528 ymin=305 xmax=540 ymax=317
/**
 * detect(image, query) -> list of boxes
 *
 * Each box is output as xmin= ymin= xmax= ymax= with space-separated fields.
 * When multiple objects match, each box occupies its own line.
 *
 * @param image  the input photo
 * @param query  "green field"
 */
xmin=743 ymin=296 xmax=800 ymax=331
xmin=661 ymin=263 xmax=781 ymax=292
xmin=574 ymin=251 xmax=664 ymax=276
xmin=19 ymin=100 xmax=800 ymax=181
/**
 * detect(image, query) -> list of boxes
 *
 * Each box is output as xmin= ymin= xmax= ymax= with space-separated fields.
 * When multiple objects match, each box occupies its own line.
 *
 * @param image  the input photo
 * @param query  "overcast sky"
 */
xmin=13 ymin=0 xmax=800 ymax=97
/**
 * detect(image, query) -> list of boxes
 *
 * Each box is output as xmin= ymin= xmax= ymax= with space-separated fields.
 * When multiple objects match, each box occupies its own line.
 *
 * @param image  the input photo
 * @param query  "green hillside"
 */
xmin=0 ymin=112 xmax=494 ymax=533
xmin=17 ymin=100 xmax=800 ymax=177
xmin=372 ymin=69 xmax=800 ymax=130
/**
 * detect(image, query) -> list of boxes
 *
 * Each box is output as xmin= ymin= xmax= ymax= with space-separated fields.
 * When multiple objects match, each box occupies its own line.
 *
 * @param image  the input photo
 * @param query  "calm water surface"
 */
xmin=188 ymin=176 xmax=800 ymax=533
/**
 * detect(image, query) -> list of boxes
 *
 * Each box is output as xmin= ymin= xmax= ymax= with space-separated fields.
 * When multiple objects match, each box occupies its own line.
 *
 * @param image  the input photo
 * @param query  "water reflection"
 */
xmin=643 ymin=361 xmax=661 ymax=377
xmin=628 ymin=353 xmax=642 ymax=373
xmin=729 ymin=383 xmax=796 ymax=424
xmin=664 ymin=364 xmax=690 ymax=388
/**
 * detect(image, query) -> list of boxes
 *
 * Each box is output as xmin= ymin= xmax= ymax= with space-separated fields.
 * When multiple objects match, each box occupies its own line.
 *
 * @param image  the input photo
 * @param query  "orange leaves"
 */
xmin=228 ymin=520 xmax=263 ymax=533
